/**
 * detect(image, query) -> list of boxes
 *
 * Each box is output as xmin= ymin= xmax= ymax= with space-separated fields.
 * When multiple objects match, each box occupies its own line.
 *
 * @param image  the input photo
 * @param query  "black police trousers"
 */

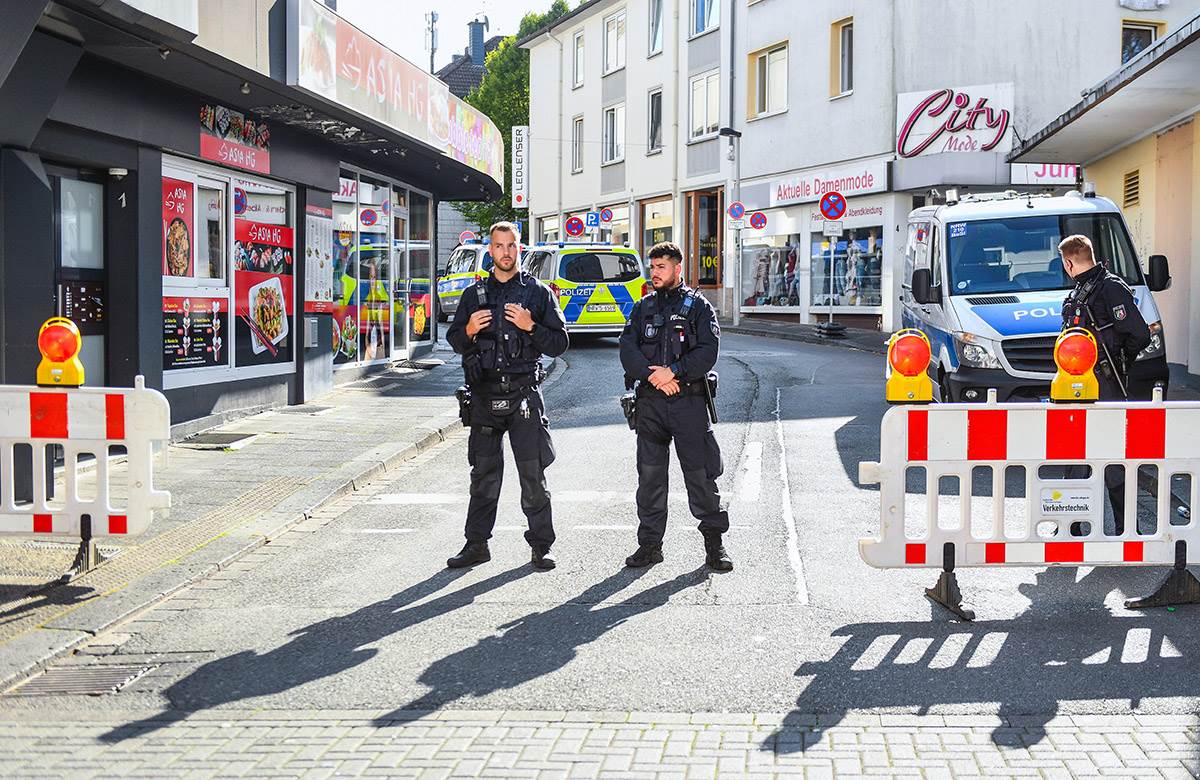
xmin=465 ymin=387 xmax=556 ymax=549
xmin=634 ymin=391 xmax=729 ymax=545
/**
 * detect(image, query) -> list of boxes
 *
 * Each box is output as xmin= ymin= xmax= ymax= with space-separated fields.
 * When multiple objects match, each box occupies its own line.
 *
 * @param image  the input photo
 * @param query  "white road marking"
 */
xmin=344 ymin=528 xmax=417 ymax=534
xmin=739 ymin=442 xmax=763 ymax=502
xmin=776 ymin=388 xmax=810 ymax=606
xmin=369 ymin=494 xmax=463 ymax=505
xmin=575 ymin=524 xmax=637 ymax=530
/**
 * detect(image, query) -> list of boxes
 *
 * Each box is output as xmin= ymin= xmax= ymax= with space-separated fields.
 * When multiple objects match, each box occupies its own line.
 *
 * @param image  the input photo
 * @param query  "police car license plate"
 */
xmin=587 ymin=304 xmax=617 ymax=312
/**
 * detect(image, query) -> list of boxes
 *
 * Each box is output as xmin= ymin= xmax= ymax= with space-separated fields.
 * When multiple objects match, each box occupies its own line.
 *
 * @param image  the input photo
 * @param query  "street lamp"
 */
xmin=719 ymin=127 xmax=742 ymax=327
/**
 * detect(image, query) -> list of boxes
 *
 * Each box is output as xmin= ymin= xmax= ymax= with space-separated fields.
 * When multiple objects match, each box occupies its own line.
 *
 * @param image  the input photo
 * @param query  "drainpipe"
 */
xmin=546 ymin=28 xmax=565 ymax=238
xmin=727 ymin=0 xmax=739 ymax=324
xmin=671 ymin=0 xmax=681 ymax=270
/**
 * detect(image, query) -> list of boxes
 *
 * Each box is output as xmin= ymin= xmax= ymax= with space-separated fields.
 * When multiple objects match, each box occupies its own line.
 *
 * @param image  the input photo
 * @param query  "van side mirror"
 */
xmin=911 ymin=268 xmax=939 ymax=305
xmin=1148 ymin=254 xmax=1171 ymax=292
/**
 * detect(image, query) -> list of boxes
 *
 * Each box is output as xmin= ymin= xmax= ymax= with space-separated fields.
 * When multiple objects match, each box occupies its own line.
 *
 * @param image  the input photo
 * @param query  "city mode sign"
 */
xmin=895 ymin=83 xmax=1013 ymax=158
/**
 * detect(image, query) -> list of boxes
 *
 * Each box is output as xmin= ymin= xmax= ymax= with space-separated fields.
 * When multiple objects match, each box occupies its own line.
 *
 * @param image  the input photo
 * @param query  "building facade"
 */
xmin=522 ymin=0 xmax=1199 ymax=329
xmin=1011 ymin=10 xmax=1200 ymax=383
xmin=0 ymin=0 xmax=503 ymax=427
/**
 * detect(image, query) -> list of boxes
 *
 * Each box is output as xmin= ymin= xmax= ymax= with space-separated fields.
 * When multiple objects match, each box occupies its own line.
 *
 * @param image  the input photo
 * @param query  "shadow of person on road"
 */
xmin=374 ymin=566 xmax=707 ymax=722
xmin=100 ymin=565 xmax=524 ymax=743
xmin=762 ymin=565 xmax=1200 ymax=755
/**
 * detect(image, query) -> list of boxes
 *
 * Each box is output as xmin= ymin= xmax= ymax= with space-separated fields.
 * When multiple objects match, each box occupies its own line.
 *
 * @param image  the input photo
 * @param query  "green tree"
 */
xmin=453 ymin=0 xmax=571 ymax=236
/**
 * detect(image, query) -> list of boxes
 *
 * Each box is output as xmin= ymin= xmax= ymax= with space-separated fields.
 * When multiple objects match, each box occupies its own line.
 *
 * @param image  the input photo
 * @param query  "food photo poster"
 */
xmin=234 ymin=219 xmax=295 ymax=366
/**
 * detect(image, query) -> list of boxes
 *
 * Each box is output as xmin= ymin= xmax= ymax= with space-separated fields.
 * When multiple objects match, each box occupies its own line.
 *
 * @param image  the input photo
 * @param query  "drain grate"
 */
xmin=179 ymin=432 xmax=258 ymax=450
xmin=7 ymin=664 xmax=156 ymax=696
xmin=276 ymin=404 xmax=334 ymax=415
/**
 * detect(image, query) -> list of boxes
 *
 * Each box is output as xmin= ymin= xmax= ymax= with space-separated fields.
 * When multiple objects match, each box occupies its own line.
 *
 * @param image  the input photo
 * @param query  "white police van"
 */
xmin=902 ymin=189 xmax=1170 ymax=402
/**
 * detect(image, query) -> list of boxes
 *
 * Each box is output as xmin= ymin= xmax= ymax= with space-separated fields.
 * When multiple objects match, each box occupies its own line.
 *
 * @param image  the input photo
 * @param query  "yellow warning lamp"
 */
xmin=1050 ymin=327 xmax=1098 ymax=403
xmin=886 ymin=329 xmax=933 ymax=403
xmin=36 ymin=317 xmax=85 ymax=388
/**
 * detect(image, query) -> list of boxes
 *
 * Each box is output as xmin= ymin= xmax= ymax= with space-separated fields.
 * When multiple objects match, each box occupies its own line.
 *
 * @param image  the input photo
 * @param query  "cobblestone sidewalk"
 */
xmin=1 ymin=709 xmax=1197 ymax=779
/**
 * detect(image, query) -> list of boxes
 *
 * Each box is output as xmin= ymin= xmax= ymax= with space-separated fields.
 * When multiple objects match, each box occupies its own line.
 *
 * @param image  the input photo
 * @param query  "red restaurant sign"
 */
xmin=199 ymin=104 xmax=271 ymax=174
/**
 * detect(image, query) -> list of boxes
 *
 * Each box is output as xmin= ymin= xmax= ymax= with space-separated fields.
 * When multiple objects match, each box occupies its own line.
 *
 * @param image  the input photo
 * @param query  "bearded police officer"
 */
xmin=446 ymin=222 xmax=569 ymax=570
xmin=1059 ymin=233 xmax=1152 ymax=535
xmin=619 ymin=241 xmax=732 ymax=571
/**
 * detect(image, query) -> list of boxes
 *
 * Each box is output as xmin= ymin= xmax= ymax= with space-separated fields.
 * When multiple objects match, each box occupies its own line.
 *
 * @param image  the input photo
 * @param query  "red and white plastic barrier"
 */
xmin=0 ymin=376 xmax=170 ymax=537
xmin=859 ymin=389 xmax=1198 ymax=569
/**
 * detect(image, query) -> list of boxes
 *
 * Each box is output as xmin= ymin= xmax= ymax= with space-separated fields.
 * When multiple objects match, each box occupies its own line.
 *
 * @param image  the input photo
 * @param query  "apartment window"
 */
xmin=1122 ymin=21 xmax=1160 ymax=63
xmin=573 ymin=31 xmax=584 ymax=88
xmin=572 ymin=116 xmax=584 ymax=173
xmin=691 ymin=0 xmax=719 ymax=37
xmin=604 ymin=10 xmax=626 ymax=74
xmin=603 ymin=103 xmax=626 ymax=164
xmin=648 ymin=89 xmax=664 ymax=152
xmin=689 ymin=69 xmax=720 ymax=139
xmin=649 ymin=0 xmax=664 ymax=56
xmin=831 ymin=18 xmax=853 ymax=96
xmin=752 ymin=44 xmax=788 ymax=117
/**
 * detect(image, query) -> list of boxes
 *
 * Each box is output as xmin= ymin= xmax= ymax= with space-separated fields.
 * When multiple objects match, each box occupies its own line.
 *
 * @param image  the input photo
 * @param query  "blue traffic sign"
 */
xmin=728 ymin=201 xmax=746 ymax=220
xmin=819 ymin=191 xmax=847 ymax=220
xmin=585 ymin=211 xmax=601 ymax=228
xmin=599 ymin=208 xmax=614 ymax=223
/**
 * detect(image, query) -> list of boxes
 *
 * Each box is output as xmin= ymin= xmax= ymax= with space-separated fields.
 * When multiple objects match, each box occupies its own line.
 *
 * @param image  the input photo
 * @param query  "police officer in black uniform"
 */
xmin=619 ymin=241 xmax=732 ymax=571
xmin=446 ymin=222 xmax=569 ymax=570
xmin=1059 ymin=233 xmax=1152 ymax=534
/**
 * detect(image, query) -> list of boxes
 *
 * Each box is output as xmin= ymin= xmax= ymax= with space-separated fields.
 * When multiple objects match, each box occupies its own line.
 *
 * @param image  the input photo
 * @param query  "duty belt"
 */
xmin=636 ymin=379 xmax=706 ymax=398
xmin=475 ymin=372 xmax=540 ymax=395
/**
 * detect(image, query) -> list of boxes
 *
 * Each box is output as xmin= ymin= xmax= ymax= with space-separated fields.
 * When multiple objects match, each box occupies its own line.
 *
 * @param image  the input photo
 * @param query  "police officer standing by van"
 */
xmin=446 ymin=222 xmax=569 ymax=570
xmin=1059 ymin=233 xmax=1152 ymax=534
xmin=619 ymin=242 xmax=732 ymax=571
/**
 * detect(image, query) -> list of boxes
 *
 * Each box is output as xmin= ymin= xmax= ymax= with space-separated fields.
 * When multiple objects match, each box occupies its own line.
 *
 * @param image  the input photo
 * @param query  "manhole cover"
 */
xmin=179 ymin=433 xmax=257 ymax=450
xmin=7 ymin=664 xmax=156 ymax=696
xmin=276 ymin=405 xmax=334 ymax=416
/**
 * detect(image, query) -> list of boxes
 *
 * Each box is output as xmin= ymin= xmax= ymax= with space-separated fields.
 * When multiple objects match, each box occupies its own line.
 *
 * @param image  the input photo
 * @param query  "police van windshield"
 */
xmin=946 ymin=214 xmax=1142 ymax=295
xmin=559 ymin=252 xmax=642 ymax=284
xmin=445 ymin=247 xmax=493 ymax=275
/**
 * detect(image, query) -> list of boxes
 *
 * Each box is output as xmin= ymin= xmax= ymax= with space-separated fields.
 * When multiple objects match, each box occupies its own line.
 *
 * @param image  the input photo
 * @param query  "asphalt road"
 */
xmin=3 ymin=333 xmax=1199 ymax=754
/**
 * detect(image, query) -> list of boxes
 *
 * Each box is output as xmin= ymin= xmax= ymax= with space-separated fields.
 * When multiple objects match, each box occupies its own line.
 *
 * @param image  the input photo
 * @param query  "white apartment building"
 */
xmin=521 ymin=0 xmax=1200 ymax=328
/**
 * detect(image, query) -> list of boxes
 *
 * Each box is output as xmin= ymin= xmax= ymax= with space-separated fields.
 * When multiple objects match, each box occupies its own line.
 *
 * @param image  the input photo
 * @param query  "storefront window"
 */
xmin=332 ymin=172 xmax=358 ymax=365
xmin=811 ymin=225 xmax=883 ymax=308
xmin=233 ymin=179 xmax=294 ymax=368
xmin=743 ymin=234 xmax=803 ymax=307
xmin=392 ymin=186 xmax=409 ymax=353
xmin=358 ymin=175 xmax=391 ymax=362
xmin=599 ymin=204 xmax=630 ymax=245
xmin=640 ymin=197 xmax=673 ymax=256
xmin=197 ymin=181 xmax=226 ymax=282
xmin=161 ymin=160 xmax=295 ymax=381
xmin=686 ymin=189 xmax=722 ymax=287
xmin=408 ymin=191 xmax=433 ymax=346
xmin=539 ymin=215 xmax=560 ymax=243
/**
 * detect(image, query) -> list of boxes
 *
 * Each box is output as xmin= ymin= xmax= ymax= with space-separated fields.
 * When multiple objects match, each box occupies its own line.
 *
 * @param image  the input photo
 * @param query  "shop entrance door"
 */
xmin=51 ymin=169 xmax=107 ymax=385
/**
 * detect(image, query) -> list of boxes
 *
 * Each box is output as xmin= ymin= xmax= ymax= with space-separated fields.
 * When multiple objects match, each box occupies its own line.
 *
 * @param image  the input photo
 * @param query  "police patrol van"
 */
xmin=902 ymin=189 xmax=1171 ymax=402
xmin=436 ymin=241 xmax=533 ymax=321
xmin=522 ymin=243 xmax=649 ymax=335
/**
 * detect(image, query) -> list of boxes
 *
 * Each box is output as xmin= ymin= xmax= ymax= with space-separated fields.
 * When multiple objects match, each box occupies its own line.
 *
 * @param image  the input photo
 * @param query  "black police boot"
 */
xmin=625 ymin=543 xmax=663 ymax=568
xmin=702 ymin=531 xmax=733 ymax=572
xmin=531 ymin=546 xmax=557 ymax=570
xmin=447 ymin=541 xmax=491 ymax=569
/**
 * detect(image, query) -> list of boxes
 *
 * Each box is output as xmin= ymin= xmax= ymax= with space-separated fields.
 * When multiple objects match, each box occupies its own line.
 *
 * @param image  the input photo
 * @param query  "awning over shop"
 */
xmin=1009 ymin=13 xmax=1200 ymax=165
xmin=18 ymin=0 xmax=502 ymax=201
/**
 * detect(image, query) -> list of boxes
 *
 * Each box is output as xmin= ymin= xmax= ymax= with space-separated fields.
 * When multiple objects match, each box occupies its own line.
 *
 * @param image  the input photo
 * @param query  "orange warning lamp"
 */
xmin=1051 ymin=327 xmax=1098 ymax=402
xmin=886 ymin=329 xmax=933 ymax=403
xmin=36 ymin=317 xmax=85 ymax=388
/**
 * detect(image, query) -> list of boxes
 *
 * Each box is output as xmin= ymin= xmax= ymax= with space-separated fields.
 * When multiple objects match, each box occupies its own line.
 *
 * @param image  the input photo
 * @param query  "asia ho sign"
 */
xmin=895 ymin=83 xmax=1013 ymax=158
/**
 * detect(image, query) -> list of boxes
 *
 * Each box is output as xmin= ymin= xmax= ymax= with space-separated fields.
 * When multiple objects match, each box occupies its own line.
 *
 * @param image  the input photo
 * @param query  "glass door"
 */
xmin=391 ymin=186 xmax=409 ymax=358
xmin=52 ymin=171 xmax=107 ymax=386
xmin=407 ymin=191 xmax=434 ymax=351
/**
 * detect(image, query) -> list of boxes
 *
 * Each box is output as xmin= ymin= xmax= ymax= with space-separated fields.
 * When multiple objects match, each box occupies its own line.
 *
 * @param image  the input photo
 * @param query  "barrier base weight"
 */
xmin=1125 ymin=567 xmax=1200 ymax=610
xmin=59 ymin=514 xmax=111 ymax=583
xmin=926 ymin=571 xmax=975 ymax=622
